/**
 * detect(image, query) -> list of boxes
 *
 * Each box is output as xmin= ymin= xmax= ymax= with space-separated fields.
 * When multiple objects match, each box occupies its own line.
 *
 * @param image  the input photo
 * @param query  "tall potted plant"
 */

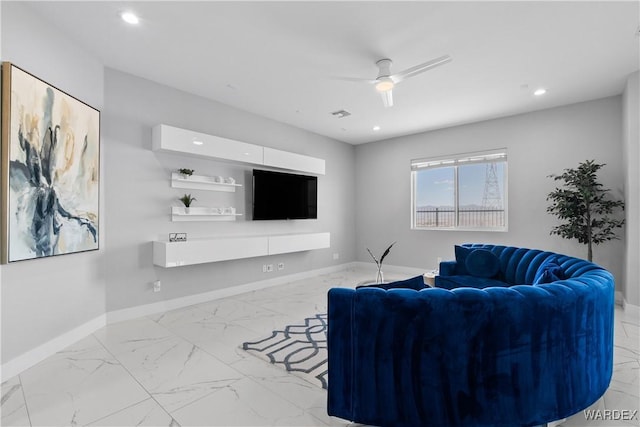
xmin=546 ymin=160 xmax=624 ymax=261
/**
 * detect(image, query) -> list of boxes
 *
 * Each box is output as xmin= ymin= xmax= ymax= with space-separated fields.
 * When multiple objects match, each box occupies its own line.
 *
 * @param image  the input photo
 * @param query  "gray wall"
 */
xmin=623 ymin=72 xmax=639 ymax=307
xmin=0 ymin=2 xmax=106 ymax=363
xmin=103 ymin=68 xmax=356 ymax=312
xmin=0 ymin=1 xmax=356 ymax=365
xmin=355 ymin=97 xmax=626 ymax=292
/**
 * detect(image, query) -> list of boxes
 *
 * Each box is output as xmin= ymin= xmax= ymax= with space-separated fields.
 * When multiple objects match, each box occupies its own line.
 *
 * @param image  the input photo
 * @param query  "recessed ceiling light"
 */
xmin=534 ymin=88 xmax=547 ymax=96
xmin=120 ymin=11 xmax=139 ymax=25
xmin=373 ymin=126 xmax=381 ymax=131
xmin=192 ymin=140 xmax=203 ymax=146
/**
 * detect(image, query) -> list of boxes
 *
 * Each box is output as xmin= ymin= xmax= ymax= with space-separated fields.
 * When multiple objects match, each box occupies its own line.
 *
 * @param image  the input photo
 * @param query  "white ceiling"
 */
xmin=27 ymin=1 xmax=640 ymax=145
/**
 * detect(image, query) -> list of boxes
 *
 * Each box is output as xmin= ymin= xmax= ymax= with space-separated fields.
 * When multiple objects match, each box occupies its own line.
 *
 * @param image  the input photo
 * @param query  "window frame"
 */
xmin=410 ymin=149 xmax=508 ymax=232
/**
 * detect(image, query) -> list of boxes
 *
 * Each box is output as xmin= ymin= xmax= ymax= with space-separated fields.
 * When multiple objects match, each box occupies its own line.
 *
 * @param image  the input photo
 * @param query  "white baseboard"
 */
xmin=615 ymin=291 xmax=624 ymax=306
xmin=615 ymin=291 xmax=639 ymax=321
xmin=1 ymin=262 xmax=356 ymax=381
xmin=622 ymin=300 xmax=640 ymax=322
xmin=107 ymin=262 xmax=356 ymax=324
xmin=1 ymin=314 xmax=106 ymax=382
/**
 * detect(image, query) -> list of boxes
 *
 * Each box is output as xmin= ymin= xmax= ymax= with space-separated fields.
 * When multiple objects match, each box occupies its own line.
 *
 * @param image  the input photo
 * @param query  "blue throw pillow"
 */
xmin=465 ymin=249 xmax=500 ymax=278
xmin=455 ymin=245 xmax=472 ymax=275
xmin=395 ymin=275 xmax=426 ymax=290
xmin=360 ymin=275 xmax=425 ymax=291
xmin=386 ymin=275 xmax=426 ymax=290
xmin=534 ymin=257 xmax=565 ymax=284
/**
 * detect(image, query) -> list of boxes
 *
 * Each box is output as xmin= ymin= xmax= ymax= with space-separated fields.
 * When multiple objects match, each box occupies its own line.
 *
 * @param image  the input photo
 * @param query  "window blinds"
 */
xmin=411 ymin=149 xmax=507 ymax=170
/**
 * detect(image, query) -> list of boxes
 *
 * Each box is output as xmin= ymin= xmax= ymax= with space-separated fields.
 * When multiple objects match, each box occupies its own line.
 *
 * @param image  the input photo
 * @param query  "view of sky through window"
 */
xmin=413 ymin=160 xmax=506 ymax=229
xmin=415 ymin=163 xmax=505 ymax=209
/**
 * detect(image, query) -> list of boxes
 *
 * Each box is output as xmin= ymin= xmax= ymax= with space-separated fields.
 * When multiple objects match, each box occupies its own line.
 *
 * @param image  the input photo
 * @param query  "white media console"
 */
xmin=153 ymin=232 xmax=331 ymax=268
xmin=151 ymin=124 xmax=330 ymax=267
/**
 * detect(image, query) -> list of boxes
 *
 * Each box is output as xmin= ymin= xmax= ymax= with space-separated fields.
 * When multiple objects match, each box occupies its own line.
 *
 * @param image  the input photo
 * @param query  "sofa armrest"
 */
xmin=327 ymin=288 xmax=355 ymax=420
xmin=439 ymin=260 xmax=457 ymax=276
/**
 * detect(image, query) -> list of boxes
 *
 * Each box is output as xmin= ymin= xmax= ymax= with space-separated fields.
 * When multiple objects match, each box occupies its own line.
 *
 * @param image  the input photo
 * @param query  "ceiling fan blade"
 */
xmin=391 ymin=55 xmax=452 ymax=83
xmin=380 ymin=90 xmax=393 ymax=108
xmin=330 ymin=76 xmax=378 ymax=84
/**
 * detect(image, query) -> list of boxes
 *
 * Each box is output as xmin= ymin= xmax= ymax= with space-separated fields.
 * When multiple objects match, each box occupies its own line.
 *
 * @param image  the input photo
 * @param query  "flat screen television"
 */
xmin=252 ymin=169 xmax=318 ymax=220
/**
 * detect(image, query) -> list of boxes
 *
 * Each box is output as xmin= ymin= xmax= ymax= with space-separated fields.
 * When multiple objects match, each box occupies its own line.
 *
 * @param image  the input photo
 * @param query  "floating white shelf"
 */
xmin=152 ymin=124 xmax=325 ymax=175
xmin=171 ymin=173 xmax=241 ymax=192
xmin=153 ymin=232 xmax=331 ymax=267
xmin=171 ymin=207 xmax=242 ymax=222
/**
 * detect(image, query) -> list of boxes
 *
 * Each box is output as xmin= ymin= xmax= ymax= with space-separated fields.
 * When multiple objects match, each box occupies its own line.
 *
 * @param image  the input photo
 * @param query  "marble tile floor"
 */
xmin=2 ymin=267 xmax=639 ymax=426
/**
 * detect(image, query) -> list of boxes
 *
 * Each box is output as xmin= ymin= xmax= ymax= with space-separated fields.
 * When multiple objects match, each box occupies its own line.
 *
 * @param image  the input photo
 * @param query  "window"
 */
xmin=411 ymin=150 xmax=508 ymax=230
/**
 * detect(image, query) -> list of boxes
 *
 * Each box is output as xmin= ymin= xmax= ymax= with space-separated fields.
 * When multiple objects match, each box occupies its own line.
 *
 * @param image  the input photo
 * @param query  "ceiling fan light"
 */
xmin=120 ymin=11 xmax=139 ymax=25
xmin=375 ymin=77 xmax=394 ymax=92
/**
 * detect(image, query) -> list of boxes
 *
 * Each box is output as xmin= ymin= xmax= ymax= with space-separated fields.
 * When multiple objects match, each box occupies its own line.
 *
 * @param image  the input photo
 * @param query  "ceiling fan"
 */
xmin=361 ymin=55 xmax=452 ymax=107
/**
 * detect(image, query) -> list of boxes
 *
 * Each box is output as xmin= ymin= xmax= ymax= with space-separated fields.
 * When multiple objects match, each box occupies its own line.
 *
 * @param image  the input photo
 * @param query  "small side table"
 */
xmin=423 ymin=271 xmax=438 ymax=287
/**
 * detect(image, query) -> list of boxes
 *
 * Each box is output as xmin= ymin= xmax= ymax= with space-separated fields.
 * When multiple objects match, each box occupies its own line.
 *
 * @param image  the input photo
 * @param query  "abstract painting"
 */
xmin=1 ymin=62 xmax=100 ymax=263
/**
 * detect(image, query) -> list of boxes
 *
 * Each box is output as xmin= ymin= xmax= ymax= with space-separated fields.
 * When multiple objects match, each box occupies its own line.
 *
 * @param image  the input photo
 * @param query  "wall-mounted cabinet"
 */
xmin=171 ymin=173 xmax=241 ymax=192
xmin=268 ymin=232 xmax=329 ymax=255
xmin=152 ymin=124 xmax=325 ymax=175
xmin=154 ymin=236 xmax=269 ymax=267
xmin=263 ymin=147 xmax=325 ymax=175
xmin=153 ymin=232 xmax=331 ymax=267
xmin=153 ymin=124 xmax=264 ymax=164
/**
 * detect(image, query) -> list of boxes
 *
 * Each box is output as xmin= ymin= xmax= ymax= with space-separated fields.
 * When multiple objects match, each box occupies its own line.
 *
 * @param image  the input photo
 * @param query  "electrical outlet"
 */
xmin=266 ymin=264 xmax=274 ymax=272
xmin=262 ymin=264 xmax=267 ymax=273
xmin=278 ymin=262 xmax=284 ymax=270
xmin=153 ymin=280 xmax=161 ymax=292
xmin=333 ymin=253 xmax=340 ymax=260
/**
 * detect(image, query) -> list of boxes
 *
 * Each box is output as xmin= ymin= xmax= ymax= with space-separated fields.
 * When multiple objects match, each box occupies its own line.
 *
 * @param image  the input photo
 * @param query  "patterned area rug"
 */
xmin=242 ymin=313 xmax=328 ymax=389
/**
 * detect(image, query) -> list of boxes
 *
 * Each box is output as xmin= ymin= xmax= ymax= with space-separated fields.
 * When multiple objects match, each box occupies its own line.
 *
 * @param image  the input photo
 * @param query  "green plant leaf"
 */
xmin=366 ymin=248 xmax=379 ymax=266
xmin=379 ymin=242 xmax=396 ymax=265
xmin=547 ymin=160 xmax=624 ymax=260
xmin=179 ymin=194 xmax=196 ymax=207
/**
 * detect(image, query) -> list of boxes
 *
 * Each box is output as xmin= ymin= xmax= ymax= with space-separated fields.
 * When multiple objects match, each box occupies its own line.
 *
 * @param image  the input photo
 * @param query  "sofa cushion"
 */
xmin=465 ymin=249 xmax=500 ymax=278
xmin=454 ymin=245 xmax=472 ymax=275
xmin=359 ymin=275 xmax=425 ymax=291
xmin=534 ymin=257 xmax=565 ymax=284
xmin=435 ymin=275 xmax=510 ymax=290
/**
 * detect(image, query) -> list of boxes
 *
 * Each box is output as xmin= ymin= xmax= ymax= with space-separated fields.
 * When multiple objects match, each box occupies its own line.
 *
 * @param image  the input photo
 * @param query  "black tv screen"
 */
xmin=252 ymin=169 xmax=318 ymax=220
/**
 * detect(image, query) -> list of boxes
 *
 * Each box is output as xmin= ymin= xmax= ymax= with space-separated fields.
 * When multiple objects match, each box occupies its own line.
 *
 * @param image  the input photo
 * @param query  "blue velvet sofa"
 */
xmin=327 ymin=244 xmax=614 ymax=427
